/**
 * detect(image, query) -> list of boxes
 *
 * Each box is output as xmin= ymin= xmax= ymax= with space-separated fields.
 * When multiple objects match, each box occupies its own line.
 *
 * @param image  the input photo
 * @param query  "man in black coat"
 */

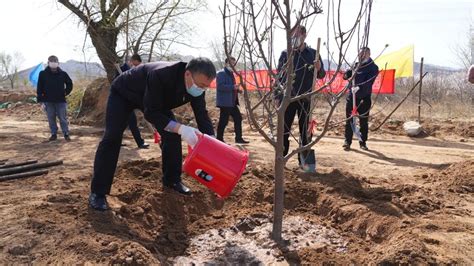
xmin=89 ymin=57 xmax=216 ymax=211
xmin=37 ymin=55 xmax=73 ymax=141
xmin=343 ymin=47 xmax=379 ymax=151
xmin=276 ymin=25 xmax=325 ymax=157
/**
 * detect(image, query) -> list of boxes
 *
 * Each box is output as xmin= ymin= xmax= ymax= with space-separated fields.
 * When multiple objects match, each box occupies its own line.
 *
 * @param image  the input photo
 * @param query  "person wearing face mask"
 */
xmin=215 ymin=56 xmax=249 ymax=144
xmin=115 ymin=54 xmax=149 ymax=149
xmin=37 ymin=55 xmax=73 ymax=141
xmin=275 ymin=25 xmax=326 ymax=157
xmin=89 ymin=57 xmax=216 ymax=211
xmin=342 ymin=47 xmax=379 ymax=151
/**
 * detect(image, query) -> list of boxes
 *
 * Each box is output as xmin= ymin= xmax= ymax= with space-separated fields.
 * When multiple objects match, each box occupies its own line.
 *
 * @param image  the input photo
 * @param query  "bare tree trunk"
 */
xmin=272 ymin=111 xmax=286 ymax=243
xmin=88 ymin=27 xmax=120 ymax=83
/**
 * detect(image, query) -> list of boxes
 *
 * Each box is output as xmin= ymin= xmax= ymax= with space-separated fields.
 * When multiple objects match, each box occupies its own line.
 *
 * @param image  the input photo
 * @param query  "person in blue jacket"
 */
xmin=37 ymin=55 xmax=73 ymax=141
xmin=342 ymin=47 xmax=379 ymax=151
xmin=216 ymin=56 xmax=249 ymax=144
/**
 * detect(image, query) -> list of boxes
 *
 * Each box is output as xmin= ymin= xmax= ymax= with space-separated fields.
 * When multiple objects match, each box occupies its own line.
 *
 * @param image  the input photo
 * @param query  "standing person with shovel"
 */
xmin=275 ymin=25 xmax=325 ymax=168
xmin=342 ymin=47 xmax=379 ymax=151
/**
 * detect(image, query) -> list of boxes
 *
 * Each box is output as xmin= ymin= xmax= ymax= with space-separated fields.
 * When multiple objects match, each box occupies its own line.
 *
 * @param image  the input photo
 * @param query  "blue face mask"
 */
xmin=186 ymin=77 xmax=205 ymax=97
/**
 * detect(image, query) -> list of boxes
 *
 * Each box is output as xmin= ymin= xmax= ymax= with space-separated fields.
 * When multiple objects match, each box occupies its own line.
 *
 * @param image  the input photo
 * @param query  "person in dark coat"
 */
xmin=37 ymin=55 xmax=73 ymax=141
xmin=342 ymin=47 xmax=379 ymax=151
xmin=276 ymin=25 xmax=325 ymax=156
xmin=216 ymin=56 xmax=249 ymax=144
xmin=89 ymin=57 xmax=216 ymax=211
xmin=116 ymin=54 xmax=149 ymax=149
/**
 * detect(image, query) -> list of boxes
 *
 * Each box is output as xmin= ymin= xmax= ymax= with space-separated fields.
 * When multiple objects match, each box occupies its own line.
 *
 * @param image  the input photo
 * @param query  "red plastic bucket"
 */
xmin=183 ymin=134 xmax=249 ymax=198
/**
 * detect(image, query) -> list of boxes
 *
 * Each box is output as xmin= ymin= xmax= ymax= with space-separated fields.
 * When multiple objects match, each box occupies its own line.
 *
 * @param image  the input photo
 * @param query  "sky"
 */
xmin=0 ymin=0 xmax=472 ymax=71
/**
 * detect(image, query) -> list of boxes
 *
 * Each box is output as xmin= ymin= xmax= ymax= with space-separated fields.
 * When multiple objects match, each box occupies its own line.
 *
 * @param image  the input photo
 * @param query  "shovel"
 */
xmin=350 ymin=86 xmax=363 ymax=142
xmin=298 ymin=149 xmax=316 ymax=173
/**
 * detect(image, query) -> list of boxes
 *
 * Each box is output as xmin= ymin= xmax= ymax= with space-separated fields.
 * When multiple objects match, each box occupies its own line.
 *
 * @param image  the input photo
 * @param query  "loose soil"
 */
xmin=1 ymin=102 xmax=473 ymax=264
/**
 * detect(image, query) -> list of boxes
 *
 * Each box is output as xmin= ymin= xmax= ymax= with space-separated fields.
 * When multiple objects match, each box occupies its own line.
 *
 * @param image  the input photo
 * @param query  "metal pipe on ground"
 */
xmin=0 ymin=169 xmax=49 ymax=182
xmin=0 ymin=160 xmax=63 ymax=176
xmin=0 ymin=160 xmax=38 ymax=169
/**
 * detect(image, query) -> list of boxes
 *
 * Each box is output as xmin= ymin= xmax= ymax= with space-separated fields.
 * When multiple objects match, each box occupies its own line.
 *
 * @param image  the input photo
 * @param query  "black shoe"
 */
xmin=49 ymin=134 xmax=57 ymax=141
xmin=138 ymin=143 xmax=150 ymax=149
xmin=342 ymin=141 xmax=351 ymax=151
xmin=235 ymin=138 xmax=250 ymax=144
xmin=64 ymin=135 xmax=71 ymax=141
xmin=359 ymin=142 xmax=369 ymax=151
xmin=88 ymin=193 xmax=109 ymax=211
xmin=164 ymin=182 xmax=192 ymax=195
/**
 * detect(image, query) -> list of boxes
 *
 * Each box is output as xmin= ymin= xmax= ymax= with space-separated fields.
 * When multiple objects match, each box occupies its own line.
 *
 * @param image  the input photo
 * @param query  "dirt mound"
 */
xmin=426 ymin=159 xmax=474 ymax=193
xmin=371 ymin=117 xmax=474 ymax=139
xmin=2 ymin=154 xmax=473 ymax=264
xmin=0 ymin=103 xmax=43 ymax=120
xmin=75 ymin=78 xmax=109 ymax=126
xmin=0 ymin=91 xmax=36 ymax=103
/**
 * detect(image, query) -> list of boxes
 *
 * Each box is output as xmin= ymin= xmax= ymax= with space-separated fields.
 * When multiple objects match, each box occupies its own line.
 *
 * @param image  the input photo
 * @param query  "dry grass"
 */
xmin=65 ymin=79 xmax=93 ymax=117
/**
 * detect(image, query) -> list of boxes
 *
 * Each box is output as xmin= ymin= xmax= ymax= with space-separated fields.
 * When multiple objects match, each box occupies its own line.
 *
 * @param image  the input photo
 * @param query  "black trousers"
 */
xmin=216 ymin=106 xmax=243 ymax=141
xmin=91 ymin=89 xmax=182 ymax=196
xmin=128 ymin=111 xmax=145 ymax=147
xmin=344 ymin=96 xmax=371 ymax=144
xmin=284 ymin=100 xmax=311 ymax=156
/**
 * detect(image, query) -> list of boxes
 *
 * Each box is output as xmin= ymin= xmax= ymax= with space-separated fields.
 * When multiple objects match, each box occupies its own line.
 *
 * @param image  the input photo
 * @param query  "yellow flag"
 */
xmin=375 ymin=45 xmax=414 ymax=78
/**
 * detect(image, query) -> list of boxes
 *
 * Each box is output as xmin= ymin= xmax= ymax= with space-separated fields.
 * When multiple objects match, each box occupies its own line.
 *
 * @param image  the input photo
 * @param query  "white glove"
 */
xmin=178 ymin=125 xmax=199 ymax=148
xmin=351 ymin=86 xmax=360 ymax=94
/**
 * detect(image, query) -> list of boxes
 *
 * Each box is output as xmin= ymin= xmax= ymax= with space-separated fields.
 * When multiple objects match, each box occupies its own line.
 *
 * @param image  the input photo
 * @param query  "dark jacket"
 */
xmin=111 ymin=61 xmax=214 ymax=135
xmin=345 ymin=58 xmax=379 ymax=99
xmin=37 ymin=67 xmax=73 ymax=103
xmin=276 ymin=44 xmax=326 ymax=99
xmin=216 ymin=67 xmax=238 ymax=107
xmin=114 ymin=63 xmax=130 ymax=79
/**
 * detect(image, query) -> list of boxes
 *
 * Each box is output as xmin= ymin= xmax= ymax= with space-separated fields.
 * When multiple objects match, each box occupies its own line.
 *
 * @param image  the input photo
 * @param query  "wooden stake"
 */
xmin=372 ymin=72 xmax=428 ymax=131
xmin=418 ymin=57 xmax=424 ymax=122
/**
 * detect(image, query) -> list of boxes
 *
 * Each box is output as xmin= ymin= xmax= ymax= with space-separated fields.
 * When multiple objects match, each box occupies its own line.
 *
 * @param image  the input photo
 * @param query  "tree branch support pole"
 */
xmin=373 ymin=72 xmax=427 ymax=131
xmin=417 ymin=57 xmax=424 ymax=122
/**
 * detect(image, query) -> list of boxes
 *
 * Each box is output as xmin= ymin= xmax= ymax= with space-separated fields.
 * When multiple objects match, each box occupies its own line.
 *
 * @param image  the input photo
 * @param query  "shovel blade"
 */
xmin=298 ymin=149 xmax=316 ymax=173
xmin=351 ymin=117 xmax=363 ymax=141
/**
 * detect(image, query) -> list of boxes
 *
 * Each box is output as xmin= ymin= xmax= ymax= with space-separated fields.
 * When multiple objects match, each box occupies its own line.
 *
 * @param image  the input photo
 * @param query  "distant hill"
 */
xmin=413 ymin=62 xmax=460 ymax=76
xmin=321 ymin=59 xmax=461 ymax=76
xmin=17 ymin=60 xmax=106 ymax=81
xmin=14 ymin=57 xmax=462 ymax=84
